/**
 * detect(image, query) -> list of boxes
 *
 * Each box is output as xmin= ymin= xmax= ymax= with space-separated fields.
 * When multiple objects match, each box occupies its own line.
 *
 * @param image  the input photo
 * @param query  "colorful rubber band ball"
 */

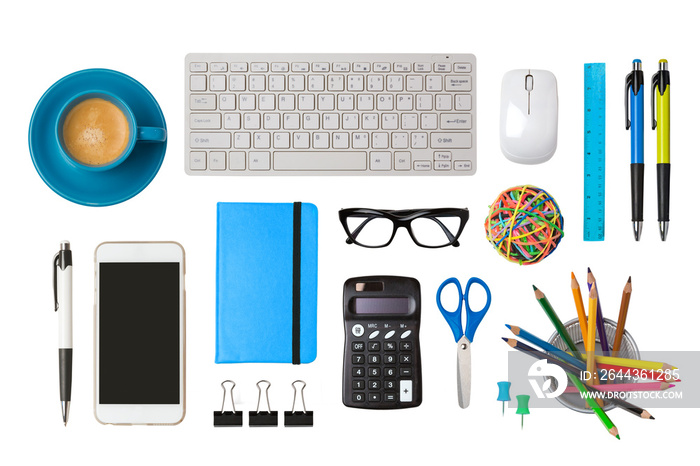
xmin=484 ymin=185 xmax=564 ymax=265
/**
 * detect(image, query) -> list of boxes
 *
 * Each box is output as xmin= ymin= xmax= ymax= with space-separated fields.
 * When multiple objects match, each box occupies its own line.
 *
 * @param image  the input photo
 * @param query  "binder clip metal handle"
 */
xmin=249 ymin=380 xmax=278 ymax=426
xmin=284 ymin=380 xmax=314 ymax=427
xmin=213 ymin=380 xmax=242 ymax=426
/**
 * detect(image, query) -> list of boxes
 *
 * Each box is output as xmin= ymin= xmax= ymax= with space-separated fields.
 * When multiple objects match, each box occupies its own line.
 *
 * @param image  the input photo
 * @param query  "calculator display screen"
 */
xmin=354 ymin=297 xmax=409 ymax=315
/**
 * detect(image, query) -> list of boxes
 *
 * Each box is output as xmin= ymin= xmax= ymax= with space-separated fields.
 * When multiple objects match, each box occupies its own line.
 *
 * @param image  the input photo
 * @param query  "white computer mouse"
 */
xmin=499 ymin=69 xmax=558 ymax=164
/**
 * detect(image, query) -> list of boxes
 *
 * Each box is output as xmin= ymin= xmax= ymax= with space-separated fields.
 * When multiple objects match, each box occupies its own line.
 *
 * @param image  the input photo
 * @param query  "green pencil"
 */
xmin=533 ymin=285 xmax=582 ymax=360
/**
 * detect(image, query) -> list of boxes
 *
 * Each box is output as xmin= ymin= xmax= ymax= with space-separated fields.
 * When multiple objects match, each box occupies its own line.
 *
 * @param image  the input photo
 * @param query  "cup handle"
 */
xmin=136 ymin=126 xmax=167 ymax=142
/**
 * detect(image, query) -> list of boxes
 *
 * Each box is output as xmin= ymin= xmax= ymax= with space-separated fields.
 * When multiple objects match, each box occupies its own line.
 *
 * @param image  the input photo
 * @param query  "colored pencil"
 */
xmin=612 ymin=277 xmax=632 ymax=355
xmin=506 ymin=324 xmax=586 ymax=372
xmin=587 ymin=283 xmax=600 ymax=384
xmin=503 ymin=338 xmax=620 ymax=438
xmin=564 ymin=382 xmax=673 ymax=394
xmin=533 ymin=285 xmax=581 ymax=359
xmin=503 ymin=338 xmax=653 ymax=421
xmin=570 ymin=272 xmax=588 ymax=344
xmin=587 ymin=268 xmax=611 ymax=355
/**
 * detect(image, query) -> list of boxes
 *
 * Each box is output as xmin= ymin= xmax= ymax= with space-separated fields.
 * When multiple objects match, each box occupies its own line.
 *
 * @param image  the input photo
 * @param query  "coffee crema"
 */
xmin=62 ymin=98 xmax=130 ymax=166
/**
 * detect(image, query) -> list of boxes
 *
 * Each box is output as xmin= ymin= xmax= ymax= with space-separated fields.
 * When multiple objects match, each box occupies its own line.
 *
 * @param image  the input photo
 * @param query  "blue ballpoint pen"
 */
xmin=625 ymin=59 xmax=644 ymax=240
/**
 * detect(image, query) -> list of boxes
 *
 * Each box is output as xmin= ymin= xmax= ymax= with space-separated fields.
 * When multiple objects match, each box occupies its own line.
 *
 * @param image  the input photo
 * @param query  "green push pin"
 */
xmin=496 ymin=381 xmax=511 ymax=416
xmin=515 ymin=395 xmax=530 ymax=429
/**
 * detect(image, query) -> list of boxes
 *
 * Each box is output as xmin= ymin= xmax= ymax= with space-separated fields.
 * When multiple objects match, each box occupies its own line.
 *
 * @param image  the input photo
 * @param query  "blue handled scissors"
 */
xmin=436 ymin=277 xmax=491 ymax=408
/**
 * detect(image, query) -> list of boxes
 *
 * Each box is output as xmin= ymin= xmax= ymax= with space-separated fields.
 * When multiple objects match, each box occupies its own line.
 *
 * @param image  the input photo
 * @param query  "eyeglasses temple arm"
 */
xmin=427 ymin=216 xmax=460 ymax=247
xmin=345 ymin=216 xmax=377 ymax=244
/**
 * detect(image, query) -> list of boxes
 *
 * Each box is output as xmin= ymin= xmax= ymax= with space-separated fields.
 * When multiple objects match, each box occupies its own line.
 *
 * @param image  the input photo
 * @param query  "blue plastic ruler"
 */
xmin=583 ymin=63 xmax=606 ymax=241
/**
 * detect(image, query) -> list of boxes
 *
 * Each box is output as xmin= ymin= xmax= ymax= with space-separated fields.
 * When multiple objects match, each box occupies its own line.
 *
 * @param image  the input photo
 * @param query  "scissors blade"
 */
xmin=456 ymin=335 xmax=472 ymax=408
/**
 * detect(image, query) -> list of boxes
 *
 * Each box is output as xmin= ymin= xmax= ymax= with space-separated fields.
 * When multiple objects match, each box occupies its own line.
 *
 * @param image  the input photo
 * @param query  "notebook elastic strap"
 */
xmin=292 ymin=202 xmax=302 ymax=364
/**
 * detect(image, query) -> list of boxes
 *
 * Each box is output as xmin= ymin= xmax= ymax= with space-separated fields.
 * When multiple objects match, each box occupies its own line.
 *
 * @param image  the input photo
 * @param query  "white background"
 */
xmin=1 ymin=0 xmax=696 ymax=463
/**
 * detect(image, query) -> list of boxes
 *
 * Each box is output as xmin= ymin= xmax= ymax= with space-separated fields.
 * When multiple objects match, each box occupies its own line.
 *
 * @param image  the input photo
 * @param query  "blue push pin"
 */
xmin=496 ymin=381 xmax=511 ymax=416
xmin=516 ymin=394 xmax=530 ymax=430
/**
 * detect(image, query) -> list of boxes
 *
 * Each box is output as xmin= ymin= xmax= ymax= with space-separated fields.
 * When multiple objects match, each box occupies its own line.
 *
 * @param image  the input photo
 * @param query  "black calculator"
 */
xmin=342 ymin=276 xmax=422 ymax=409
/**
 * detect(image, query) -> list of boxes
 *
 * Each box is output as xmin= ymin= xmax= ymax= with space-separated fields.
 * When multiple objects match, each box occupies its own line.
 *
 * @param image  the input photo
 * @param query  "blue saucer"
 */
xmin=29 ymin=69 xmax=167 ymax=206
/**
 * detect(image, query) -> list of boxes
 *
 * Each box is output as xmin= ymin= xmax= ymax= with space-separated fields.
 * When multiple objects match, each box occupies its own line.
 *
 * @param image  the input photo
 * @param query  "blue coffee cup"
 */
xmin=56 ymin=90 xmax=166 ymax=171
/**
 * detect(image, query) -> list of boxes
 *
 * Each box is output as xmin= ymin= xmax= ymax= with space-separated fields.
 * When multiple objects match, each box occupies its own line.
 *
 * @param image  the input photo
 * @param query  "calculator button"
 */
xmin=353 ymin=392 xmax=366 ymax=403
xmin=352 ymin=355 xmax=365 ymax=364
xmin=400 ymin=380 xmax=413 ymax=402
xmin=368 ymin=367 xmax=380 ymax=377
xmin=400 ymin=341 xmax=413 ymax=351
xmin=368 ymin=380 xmax=381 ymax=390
xmin=352 ymin=367 xmax=365 ymax=377
xmin=368 ymin=355 xmax=381 ymax=365
xmin=351 ymin=324 xmax=364 ymax=337
xmin=384 ymin=380 xmax=396 ymax=390
xmin=400 ymin=330 xmax=412 ymax=339
xmin=400 ymin=354 xmax=413 ymax=364
xmin=352 ymin=380 xmax=365 ymax=390
xmin=384 ymin=354 xmax=397 ymax=364
xmin=384 ymin=367 xmax=396 ymax=377
xmin=384 ymin=341 xmax=396 ymax=351
xmin=369 ymin=393 xmax=381 ymax=402
xmin=369 ymin=330 xmax=380 ymax=339
xmin=385 ymin=330 xmax=396 ymax=339
xmin=368 ymin=342 xmax=381 ymax=351
xmin=400 ymin=367 xmax=412 ymax=377
xmin=352 ymin=341 xmax=365 ymax=352
xmin=384 ymin=393 xmax=397 ymax=402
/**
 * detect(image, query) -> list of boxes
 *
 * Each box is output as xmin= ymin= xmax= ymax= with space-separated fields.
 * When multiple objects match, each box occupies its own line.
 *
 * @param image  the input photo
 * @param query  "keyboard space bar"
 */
xmin=273 ymin=151 xmax=367 ymax=171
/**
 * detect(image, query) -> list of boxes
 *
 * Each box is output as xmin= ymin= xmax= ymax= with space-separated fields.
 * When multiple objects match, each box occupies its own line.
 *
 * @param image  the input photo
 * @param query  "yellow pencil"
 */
xmin=571 ymin=272 xmax=588 ymax=345
xmin=587 ymin=283 xmax=599 ymax=384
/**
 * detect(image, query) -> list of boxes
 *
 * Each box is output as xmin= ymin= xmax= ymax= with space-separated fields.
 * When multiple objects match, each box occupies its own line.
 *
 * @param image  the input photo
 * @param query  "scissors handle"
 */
xmin=436 ymin=277 xmax=465 ymax=343
xmin=464 ymin=277 xmax=491 ymax=343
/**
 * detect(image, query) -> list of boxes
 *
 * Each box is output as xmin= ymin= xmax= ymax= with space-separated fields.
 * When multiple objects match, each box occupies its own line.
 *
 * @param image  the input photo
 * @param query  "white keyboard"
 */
xmin=185 ymin=53 xmax=476 ymax=175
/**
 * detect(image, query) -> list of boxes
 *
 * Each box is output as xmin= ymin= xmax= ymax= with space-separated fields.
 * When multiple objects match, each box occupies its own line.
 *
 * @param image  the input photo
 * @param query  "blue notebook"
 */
xmin=216 ymin=202 xmax=318 ymax=364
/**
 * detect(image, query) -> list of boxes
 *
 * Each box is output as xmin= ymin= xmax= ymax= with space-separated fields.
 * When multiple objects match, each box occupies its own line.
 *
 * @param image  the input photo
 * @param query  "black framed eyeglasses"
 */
xmin=339 ymin=208 xmax=470 ymax=248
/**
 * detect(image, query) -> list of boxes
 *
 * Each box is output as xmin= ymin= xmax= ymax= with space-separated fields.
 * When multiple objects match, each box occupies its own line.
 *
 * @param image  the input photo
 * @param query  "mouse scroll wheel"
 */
xmin=525 ymin=75 xmax=534 ymax=92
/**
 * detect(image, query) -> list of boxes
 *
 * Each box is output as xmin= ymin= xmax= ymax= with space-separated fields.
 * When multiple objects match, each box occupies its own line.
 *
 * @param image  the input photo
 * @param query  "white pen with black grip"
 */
xmin=54 ymin=241 xmax=72 ymax=426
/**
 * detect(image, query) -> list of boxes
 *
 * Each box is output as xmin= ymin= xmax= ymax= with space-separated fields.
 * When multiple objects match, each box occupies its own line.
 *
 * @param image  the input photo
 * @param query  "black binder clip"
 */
xmin=213 ymin=380 xmax=243 ymax=427
xmin=284 ymin=380 xmax=314 ymax=427
xmin=249 ymin=380 xmax=278 ymax=426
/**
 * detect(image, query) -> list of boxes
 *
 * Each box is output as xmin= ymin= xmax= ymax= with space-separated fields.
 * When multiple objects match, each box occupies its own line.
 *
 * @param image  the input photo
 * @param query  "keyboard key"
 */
xmin=434 ymin=63 xmax=451 ymax=72
xmin=239 ymin=95 xmax=256 ymax=111
xmin=271 ymin=62 xmax=289 ymax=72
xmin=190 ymin=113 xmax=221 ymax=129
xmin=219 ymin=94 xmax=236 ymax=110
xmin=455 ymin=94 xmax=472 ymax=110
xmin=223 ymin=113 xmax=241 ymax=130
xmin=299 ymin=94 xmax=315 ymax=111
xmin=249 ymin=151 xmax=270 ymax=170
xmin=431 ymin=132 xmax=472 ymax=149
xmin=313 ymin=62 xmax=330 ymax=72
xmin=396 ymin=94 xmax=412 ymax=111
xmin=312 ymin=132 xmax=329 ymax=149
xmin=421 ymin=114 xmax=438 ymax=129
xmin=414 ymin=161 xmax=431 ymax=170
xmin=253 ymin=132 xmax=271 ymax=149
xmin=263 ymin=113 xmax=280 ymax=130
xmin=209 ymin=151 xmax=226 ymax=170
xmin=454 ymin=63 xmax=472 ymax=73
xmin=369 ymin=393 xmax=381 ymax=402
xmin=303 ymin=113 xmax=320 ymax=130
xmin=401 ymin=114 xmax=418 ymax=130
xmin=279 ymin=95 xmax=295 ymax=111
xmin=352 ymin=132 xmax=369 ymax=149
xmin=273 ymin=132 xmax=290 ymax=149
xmin=190 ymin=62 xmax=207 ymax=72
xmin=387 ymin=75 xmax=403 ymax=91
xmin=406 ymin=75 xmax=423 ymax=91
xmin=190 ymin=75 xmax=206 ymax=91
xmin=446 ymin=75 xmax=472 ymax=92
xmin=411 ymin=132 xmax=428 ymax=149
xmin=373 ymin=62 xmax=391 ymax=72
xmin=352 ymin=392 xmax=365 ymax=403
xmin=343 ymin=114 xmax=359 ymax=130
xmin=352 ymin=367 xmax=365 ymax=377
xmin=377 ymin=94 xmax=393 ymax=110
xmin=369 ymin=152 xmax=391 ymax=170
xmin=414 ymin=63 xmax=430 ymax=72
xmin=249 ymin=75 xmax=266 ymax=91
xmin=289 ymin=75 xmax=305 ymax=91
xmin=454 ymin=160 xmax=473 ymax=171
xmin=382 ymin=114 xmax=398 ymax=130
xmin=284 ymin=114 xmax=300 ymax=130
xmin=400 ymin=380 xmax=413 ymax=402
xmin=269 ymin=75 xmax=285 ymax=91
xmin=190 ymin=133 xmax=231 ymax=149
xmin=367 ymin=76 xmax=383 ymax=91
xmin=436 ymin=94 xmax=452 ymax=110
xmin=394 ymin=152 xmax=411 ymax=170
xmin=273 ymin=152 xmax=367 ymax=170
xmin=416 ymin=94 xmax=432 ymax=111
xmin=353 ymin=62 xmax=370 ymax=72
xmin=338 ymin=94 xmax=354 ymax=110
xmin=332 ymin=132 xmax=349 ymax=149
xmin=323 ymin=113 xmax=340 ymax=130
xmin=352 ymin=380 xmax=365 ymax=390
xmin=333 ymin=62 xmax=350 ymax=72
xmin=230 ymin=62 xmax=248 ymax=72
xmin=189 ymin=151 xmax=207 ymax=170
xmin=292 ymin=62 xmax=310 ymax=72
xmin=234 ymin=133 xmax=251 ymax=149
xmin=440 ymin=113 xmax=472 ymax=130
xmin=362 ymin=113 xmax=378 ymax=130
xmin=318 ymin=94 xmax=335 ymax=110
xmin=426 ymin=76 xmax=443 ymax=91
xmin=308 ymin=75 xmax=325 ymax=91
xmin=435 ymin=161 xmax=451 ymax=170
xmin=229 ymin=75 xmax=246 ymax=91
xmin=434 ymin=151 xmax=452 ymax=161
xmin=228 ymin=152 xmax=246 ymax=170
xmin=292 ymin=132 xmax=310 ymax=148
xmin=259 ymin=94 xmax=275 ymax=110
xmin=372 ymin=133 xmax=389 ymax=149
xmin=352 ymin=341 xmax=365 ymax=352
xmin=357 ymin=95 xmax=374 ymax=111
xmin=243 ymin=113 xmax=260 ymax=130
xmin=392 ymin=133 xmax=408 ymax=149
xmin=251 ymin=62 xmax=269 ymax=72
xmin=394 ymin=63 xmax=411 ymax=72
xmin=347 ymin=75 xmax=364 ymax=91
xmin=211 ymin=62 xmax=228 ymax=72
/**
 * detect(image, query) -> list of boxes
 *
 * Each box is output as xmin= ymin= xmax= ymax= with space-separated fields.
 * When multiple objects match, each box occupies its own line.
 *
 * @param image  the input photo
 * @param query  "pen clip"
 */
xmin=624 ymin=72 xmax=632 ymax=130
xmin=651 ymin=71 xmax=659 ymax=130
xmin=53 ymin=252 xmax=59 ymax=312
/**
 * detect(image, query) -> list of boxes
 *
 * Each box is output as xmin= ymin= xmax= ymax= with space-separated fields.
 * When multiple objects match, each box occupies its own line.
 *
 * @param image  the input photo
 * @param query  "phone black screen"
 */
xmin=99 ymin=262 xmax=180 ymax=404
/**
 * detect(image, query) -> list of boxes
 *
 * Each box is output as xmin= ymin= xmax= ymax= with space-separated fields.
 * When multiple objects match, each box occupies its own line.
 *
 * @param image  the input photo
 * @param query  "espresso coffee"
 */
xmin=62 ymin=98 xmax=130 ymax=166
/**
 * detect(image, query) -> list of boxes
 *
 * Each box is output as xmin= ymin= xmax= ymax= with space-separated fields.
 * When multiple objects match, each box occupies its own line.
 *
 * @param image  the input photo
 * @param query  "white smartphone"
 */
xmin=94 ymin=242 xmax=185 ymax=425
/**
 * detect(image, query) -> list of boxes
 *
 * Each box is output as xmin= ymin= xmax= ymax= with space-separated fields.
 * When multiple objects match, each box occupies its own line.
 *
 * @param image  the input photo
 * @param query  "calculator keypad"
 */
xmin=343 ymin=324 xmax=421 ymax=409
